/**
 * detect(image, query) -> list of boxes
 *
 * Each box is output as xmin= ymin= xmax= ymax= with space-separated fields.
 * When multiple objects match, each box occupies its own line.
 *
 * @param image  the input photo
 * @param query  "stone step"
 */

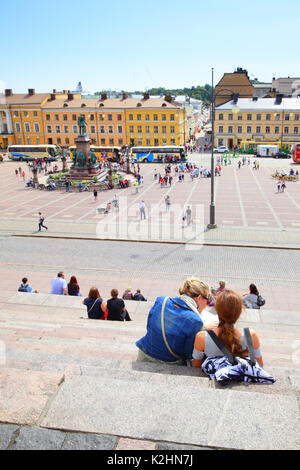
xmin=38 ymin=373 xmax=300 ymax=450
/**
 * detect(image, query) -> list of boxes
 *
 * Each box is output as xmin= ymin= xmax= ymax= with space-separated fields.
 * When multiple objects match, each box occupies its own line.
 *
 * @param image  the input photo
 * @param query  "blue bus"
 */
xmin=131 ymin=146 xmax=186 ymax=163
xmin=8 ymin=144 xmax=61 ymax=162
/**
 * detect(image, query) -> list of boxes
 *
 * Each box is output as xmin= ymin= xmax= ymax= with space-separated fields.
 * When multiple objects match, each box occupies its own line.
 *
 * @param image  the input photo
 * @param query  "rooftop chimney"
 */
xmin=5 ymin=89 xmax=12 ymax=97
xmin=50 ymin=93 xmax=56 ymax=101
xmin=122 ymin=93 xmax=128 ymax=100
xmin=53 ymin=89 xmax=56 ymax=93
xmin=28 ymin=88 xmax=35 ymax=96
xmin=232 ymin=93 xmax=239 ymax=104
xmin=101 ymin=93 xmax=108 ymax=100
xmin=143 ymin=92 xmax=150 ymax=100
xmin=68 ymin=93 xmax=74 ymax=101
xmin=164 ymin=94 xmax=173 ymax=103
xmin=275 ymin=93 xmax=283 ymax=105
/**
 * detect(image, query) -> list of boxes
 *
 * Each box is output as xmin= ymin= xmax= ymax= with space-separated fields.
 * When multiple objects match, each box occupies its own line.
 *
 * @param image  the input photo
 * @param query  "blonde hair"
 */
xmin=179 ymin=278 xmax=210 ymax=299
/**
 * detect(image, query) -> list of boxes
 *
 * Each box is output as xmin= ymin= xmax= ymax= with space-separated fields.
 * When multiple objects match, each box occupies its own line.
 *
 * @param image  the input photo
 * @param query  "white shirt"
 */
xmin=139 ymin=202 xmax=146 ymax=210
xmin=51 ymin=277 xmax=67 ymax=295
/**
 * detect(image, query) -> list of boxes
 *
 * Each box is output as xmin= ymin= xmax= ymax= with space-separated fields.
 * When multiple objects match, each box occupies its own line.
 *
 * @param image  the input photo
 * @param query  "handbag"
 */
xmin=160 ymin=296 xmax=182 ymax=361
xmin=202 ymin=328 xmax=275 ymax=385
xmin=257 ymin=295 xmax=266 ymax=307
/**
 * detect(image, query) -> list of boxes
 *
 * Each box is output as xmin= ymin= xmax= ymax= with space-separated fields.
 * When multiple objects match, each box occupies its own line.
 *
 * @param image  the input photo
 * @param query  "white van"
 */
xmin=256 ymin=145 xmax=279 ymax=157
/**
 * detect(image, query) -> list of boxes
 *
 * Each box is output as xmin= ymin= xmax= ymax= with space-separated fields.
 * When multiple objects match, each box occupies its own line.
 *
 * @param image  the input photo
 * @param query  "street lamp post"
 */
xmin=207 ymin=68 xmax=217 ymax=229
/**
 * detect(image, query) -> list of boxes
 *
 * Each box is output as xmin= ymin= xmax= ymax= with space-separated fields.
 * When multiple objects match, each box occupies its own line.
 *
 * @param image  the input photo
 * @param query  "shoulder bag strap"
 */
xmin=243 ymin=328 xmax=256 ymax=366
xmin=160 ymin=296 xmax=182 ymax=360
xmin=87 ymin=298 xmax=99 ymax=315
xmin=205 ymin=329 xmax=237 ymax=365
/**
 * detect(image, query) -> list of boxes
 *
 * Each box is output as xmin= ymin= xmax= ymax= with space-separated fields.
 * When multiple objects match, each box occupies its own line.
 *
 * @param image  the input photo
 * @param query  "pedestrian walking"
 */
xmin=165 ymin=195 xmax=171 ymax=212
xmin=277 ymin=180 xmax=281 ymax=193
xmin=168 ymin=175 xmax=173 ymax=185
xmin=65 ymin=179 xmax=70 ymax=192
xmin=22 ymin=171 xmax=25 ymax=181
xmin=113 ymin=194 xmax=119 ymax=209
xmin=38 ymin=212 xmax=48 ymax=231
xmin=186 ymin=206 xmax=192 ymax=226
xmin=93 ymin=189 xmax=98 ymax=201
xmin=281 ymin=181 xmax=286 ymax=193
xmin=139 ymin=200 xmax=146 ymax=220
xmin=15 ymin=169 xmax=18 ymax=176
xmin=134 ymin=180 xmax=139 ymax=193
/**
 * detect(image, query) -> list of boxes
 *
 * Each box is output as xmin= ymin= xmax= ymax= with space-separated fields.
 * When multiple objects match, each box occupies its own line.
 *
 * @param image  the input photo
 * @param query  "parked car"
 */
xmin=273 ymin=151 xmax=291 ymax=159
xmin=213 ymin=146 xmax=229 ymax=153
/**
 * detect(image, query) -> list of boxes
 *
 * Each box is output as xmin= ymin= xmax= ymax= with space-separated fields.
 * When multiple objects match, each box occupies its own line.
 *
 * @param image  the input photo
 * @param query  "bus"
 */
xmin=7 ymin=144 xmax=61 ymax=162
xmin=131 ymin=146 xmax=186 ymax=163
xmin=69 ymin=146 xmax=121 ymax=163
xmin=291 ymin=143 xmax=300 ymax=163
xmin=239 ymin=140 xmax=295 ymax=154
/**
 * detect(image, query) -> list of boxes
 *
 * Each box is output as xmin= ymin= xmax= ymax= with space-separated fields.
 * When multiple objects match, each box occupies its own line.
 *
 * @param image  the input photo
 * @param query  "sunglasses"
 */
xmin=201 ymin=293 xmax=212 ymax=302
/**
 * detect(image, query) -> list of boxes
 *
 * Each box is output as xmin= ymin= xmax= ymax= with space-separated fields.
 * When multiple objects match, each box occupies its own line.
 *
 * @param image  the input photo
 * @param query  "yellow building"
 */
xmin=0 ymin=89 xmax=50 ymax=148
xmin=215 ymin=97 xmax=300 ymax=150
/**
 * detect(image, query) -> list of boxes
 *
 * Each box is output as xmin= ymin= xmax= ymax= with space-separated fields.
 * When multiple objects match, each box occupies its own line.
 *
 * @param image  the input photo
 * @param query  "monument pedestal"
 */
xmin=68 ymin=135 xmax=101 ymax=180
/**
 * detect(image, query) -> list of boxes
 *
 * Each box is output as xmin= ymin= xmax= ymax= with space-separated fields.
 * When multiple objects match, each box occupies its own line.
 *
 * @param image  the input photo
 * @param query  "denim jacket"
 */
xmin=136 ymin=296 xmax=203 ymax=362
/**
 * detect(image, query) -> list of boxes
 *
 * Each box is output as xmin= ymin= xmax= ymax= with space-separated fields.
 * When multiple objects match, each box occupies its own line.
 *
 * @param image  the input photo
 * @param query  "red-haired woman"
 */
xmin=192 ymin=289 xmax=263 ymax=368
xmin=67 ymin=276 xmax=81 ymax=297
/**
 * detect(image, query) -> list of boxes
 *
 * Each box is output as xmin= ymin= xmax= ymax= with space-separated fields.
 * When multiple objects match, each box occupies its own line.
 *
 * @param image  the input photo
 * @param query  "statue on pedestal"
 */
xmin=71 ymin=148 xmax=77 ymax=166
xmin=78 ymin=114 xmax=88 ymax=137
xmin=90 ymin=149 xmax=97 ymax=166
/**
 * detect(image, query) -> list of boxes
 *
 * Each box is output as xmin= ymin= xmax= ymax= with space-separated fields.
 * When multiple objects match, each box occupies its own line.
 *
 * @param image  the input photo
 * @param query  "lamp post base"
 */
xmin=207 ymin=223 xmax=217 ymax=229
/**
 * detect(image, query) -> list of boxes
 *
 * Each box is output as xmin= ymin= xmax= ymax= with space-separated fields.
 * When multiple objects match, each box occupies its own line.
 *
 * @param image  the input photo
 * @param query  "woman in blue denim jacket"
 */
xmin=136 ymin=278 xmax=214 ymax=364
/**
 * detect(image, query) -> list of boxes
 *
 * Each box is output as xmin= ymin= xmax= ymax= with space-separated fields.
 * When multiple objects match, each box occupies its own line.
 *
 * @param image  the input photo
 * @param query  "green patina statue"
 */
xmin=77 ymin=150 xmax=86 ymax=167
xmin=78 ymin=114 xmax=88 ymax=136
xmin=90 ymin=149 xmax=97 ymax=166
xmin=71 ymin=148 xmax=77 ymax=165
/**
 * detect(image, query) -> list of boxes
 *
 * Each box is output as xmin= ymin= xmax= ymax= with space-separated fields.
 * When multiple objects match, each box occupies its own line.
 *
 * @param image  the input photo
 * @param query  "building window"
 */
xmin=285 ymin=114 xmax=290 ymax=121
xmin=72 ymin=114 xmax=77 ymax=121
xmin=256 ymin=114 xmax=261 ymax=121
xmin=118 ymin=126 xmax=123 ymax=134
xmin=228 ymin=126 xmax=233 ymax=133
xmin=57 ymin=138 xmax=61 ymax=144
xmin=33 ymin=111 xmax=38 ymax=117
xmin=256 ymin=126 xmax=261 ymax=134
xmin=275 ymin=114 xmax=280 ymax=121
xmin=247 ymin=114 xmax=252 ymax=120
xmin=15 ymin=122 xmax=21 ymax=133
xmin=284 ymin=126 xmax=289 ymax=134
xmin=90 ymin=114 xmax=94 ymax=121
xmin=108 ymin=114 xmax=112 ymax=121
xmin=129 ymin=126 xmax=134 ymax=133
xmin=101 ymin=138 xmax=105 ymax=145
xmin=162 ymin=126 xmax=166 ymax=134
xmin=218 ymin=126 xmax=224 ymax=133
xmin=146 ymin=126 xmax=150 ymax=133
xmin=146 ymin=138 xmax=151 ymax=145
xmin=295 ymin=114 xmax=299 ymax=121
xmin=108 ymin=126 xmax=113 ymax=134
xmin=145 ymin=114 xmax=150 ymax=121
xmin=237 ymin=126 xmax=242 ymax=133
xmin=34 ymin=123 xmax=40 ymax=133
xmin=117 ymin=114 xmax=122 ymax=121
xmin=218 ymin=114 xmax=224 ymax=120
xmin=266 ymin=126 xmax=270 ymax=134
xmin=37 ymin=137 xmax=40 ymax=144
xmin=162 ymin=114 xmax=166 ymax=121
xmin=275 ymin=126 xmax=280 ymax=134
xmin=47 ymin=125 xmax=52 ymax=133
xmin=170 ymin=114 xmax=175 ymax=121
xmin=137 ymin=126 xmax=142 ymax=134
xmin=154 ymin=138 xmax=159 ymax=145
xmin=46 ymin=114 xmax=50 ymax=121
xmin=100 ymin=126 xmax=105 ymax=134
xmin=24 ymin=111 xmax=28 ymax=117
xmin=24 ymin=122 xmax=30 ymax=133
xmin=137 ymin=114 xmax=141 ymax=121
xmin=63 ymin=114 xmax=68 ymax=121
xmin=154 ymin=126 xmax=158 ymax=134
xmin=170 ymin=138 xmax=175 ymax=145
xmin=109 ymin=138 xmax=114 ymax=145
xmin=99 ymin=114 xmax=104 ymax=121
xmin=18 ymin=137 xmax=22 ymax=144
xmin=55 ymin=114 xmax=59 ymax=121
xmin=118 ymin=138 xmax=123 ymax=145
xmin=90 ymin=125 xmax=95 ymax=134
xmin=65 ymin=138 xmax=70 ymax=145
xmin=153 ymin=114 xmax=158 ymax=121
xmin=138 ymin=138 xmax=143 ymax=145
xmin=129 ymin=114 xmax=133 ymax=121
xmin=218 ymin=138 xmax=224 ymax=146
xmin=247 ymin=126 xmax=252 ymax=134
xmin=266 ymin=114 xmax=271 ymax=121
xmin=170 ymin=126 xmax=175 ymax=134
xmin=294 ymin=127 xmax=299 ymax=134
xmin=238 ymin=114 xmax=242 ymax=121
xmin=73 ymin=125 xmax=78 ymax=134
xmin=228 ymin=114 xmax=233 ymax=121
xmin=14 ymin=111 xmax=19 ymax=117
xmin=55 ymin=125 xmax=60 ymax=134
xmin=27 ymin=137 xmax=31 ymax=144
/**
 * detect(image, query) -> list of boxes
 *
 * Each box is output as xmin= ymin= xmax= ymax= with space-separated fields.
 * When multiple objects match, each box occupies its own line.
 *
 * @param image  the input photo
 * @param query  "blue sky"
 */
xmin=2 ymin=0 xmax=300 ymax=93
